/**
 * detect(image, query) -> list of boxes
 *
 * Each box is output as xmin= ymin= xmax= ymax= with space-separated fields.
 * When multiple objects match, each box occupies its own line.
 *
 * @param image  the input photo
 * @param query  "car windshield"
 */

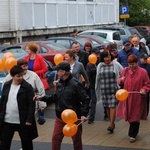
xmin=129 ymin=28 xmax=140 ymax=35
xmin=92 ymin=36 xmax=110 ymax=44
xmin=1 ymin=47 xmax=26 ymax=53
xmin=45 ymin=43 xmax=66 ymax=51
xmin=76 ymin=38 xmax=90 ymax=45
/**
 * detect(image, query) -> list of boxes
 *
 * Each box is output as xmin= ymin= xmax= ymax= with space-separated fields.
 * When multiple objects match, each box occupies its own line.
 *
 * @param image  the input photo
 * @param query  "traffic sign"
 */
xmin=120 ymin=6 xmax=129 ymax=15
xmin=120 ymin=6 xmax=130 ymax=18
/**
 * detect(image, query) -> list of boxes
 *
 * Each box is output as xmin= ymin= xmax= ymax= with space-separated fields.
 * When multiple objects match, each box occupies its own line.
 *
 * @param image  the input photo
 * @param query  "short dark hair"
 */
xmin=71 ymin=41 xmax=79 ymax=47
xmin=100 ymin=50 xmax=114 ymax=62
xmin=10 ymin=65 xmax=24 ymax=77
xmin=73 ymin=29 xmax=78 ymax=33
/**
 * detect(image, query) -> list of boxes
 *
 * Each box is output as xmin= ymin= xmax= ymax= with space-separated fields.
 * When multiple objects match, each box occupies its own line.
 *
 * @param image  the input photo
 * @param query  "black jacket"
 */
xmin=0 ymin=79 xmax=38 ymax=140
xmin=77 ymin=50 xmax=89 ymax=68
xmin=54 ymin=74 xmax=90 ymax=119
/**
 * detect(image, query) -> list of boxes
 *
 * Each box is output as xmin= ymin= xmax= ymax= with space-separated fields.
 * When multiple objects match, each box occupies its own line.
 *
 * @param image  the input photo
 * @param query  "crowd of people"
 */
xmin=0 ymin=30 xmax=150 ymax=149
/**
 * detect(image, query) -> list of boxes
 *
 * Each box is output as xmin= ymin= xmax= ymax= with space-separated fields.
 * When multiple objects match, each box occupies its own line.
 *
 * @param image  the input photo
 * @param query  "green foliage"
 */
xmin=119 ymin=0 xmax=150 ymax=26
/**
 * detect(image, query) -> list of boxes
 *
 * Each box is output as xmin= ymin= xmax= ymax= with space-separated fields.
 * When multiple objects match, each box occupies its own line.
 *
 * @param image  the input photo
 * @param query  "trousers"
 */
xmin=52 ymin=117 xmax=83 ymax=150
xmin=128 ymin=122 xmax=140 ymax=138
xmin=0 ymin=122 xmax=33 ymax=150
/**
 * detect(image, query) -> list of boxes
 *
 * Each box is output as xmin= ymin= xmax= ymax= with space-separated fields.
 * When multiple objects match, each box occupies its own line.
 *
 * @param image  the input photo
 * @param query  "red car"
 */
xmin=17 ymin=41 xmax=67 ymax=65
xmin=77 ymin=35 xmax=118 ymax=56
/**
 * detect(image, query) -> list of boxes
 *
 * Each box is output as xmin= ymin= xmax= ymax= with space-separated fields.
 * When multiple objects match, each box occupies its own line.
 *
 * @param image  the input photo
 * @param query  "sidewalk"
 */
xmin=12 ymin=102 xmax=150 ymax=150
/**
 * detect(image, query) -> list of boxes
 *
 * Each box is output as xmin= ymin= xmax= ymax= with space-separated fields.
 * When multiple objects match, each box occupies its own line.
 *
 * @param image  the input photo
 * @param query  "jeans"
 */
xmin=88 ymin=88 xmax=97 ymax=122
xmin=52 ymin=117 xmax=83 ymax=150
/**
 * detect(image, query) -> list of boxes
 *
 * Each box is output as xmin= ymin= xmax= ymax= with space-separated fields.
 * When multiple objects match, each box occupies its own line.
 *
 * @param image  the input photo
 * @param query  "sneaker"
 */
xmin=130 ymin=137 xmax=136 ymax=143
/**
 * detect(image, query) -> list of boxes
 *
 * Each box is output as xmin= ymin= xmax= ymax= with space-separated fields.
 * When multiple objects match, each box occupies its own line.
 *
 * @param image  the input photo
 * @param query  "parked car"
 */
xmin=0 ymin=45 xmax=27 ymax=55
xmin=94 ymin=25 xmax=141 ymax=42
xmin=45 ymin=36 xmax=105 ymax=52
xmin=77 ymin=35 xmax=118 ymax=55
xmin=16 ymin=41 xmax=68 ymax=65
xmin=134 ymin=26 xmax=150 ymax=39
xmin=78 ymin=29 xmax=123 ymax=51
xmin=0 ymin=45 xmax=54 ymax=98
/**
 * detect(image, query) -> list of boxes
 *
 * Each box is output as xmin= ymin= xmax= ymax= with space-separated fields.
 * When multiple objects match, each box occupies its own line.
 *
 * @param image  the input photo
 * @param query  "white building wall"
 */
xmin=20 ymin=0 xmax=119 ymax=30
xmin=0 ymin=0 xmax=119 ymax=31
xmin=0 ymin=0 xmax=20 ymax=32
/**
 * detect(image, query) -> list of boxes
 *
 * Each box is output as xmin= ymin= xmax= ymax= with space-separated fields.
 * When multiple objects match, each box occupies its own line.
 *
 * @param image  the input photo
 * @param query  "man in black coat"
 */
xmin=35 ymin=62 xmax=90 ymax=150
xmin=71 ymin=41 xmax=89 ymax=68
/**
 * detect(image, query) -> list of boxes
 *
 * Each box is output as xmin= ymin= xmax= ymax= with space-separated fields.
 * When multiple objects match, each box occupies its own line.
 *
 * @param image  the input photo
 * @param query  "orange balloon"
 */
xmin=88 ymin=54 xmax=97 ymax=64
xmin=147 ymin=57 xmax=150 ymax=64
xmin=61 ymin=109 xmax=77 ymax=125
xmin=0 ymin=59 xmax=5 ymax=71
xmin=63 ymin=124 xmax=78 ymax=137
xmin=116 ymin=89 xmax=129 ymax=101
xmin=3 ymin=52 xmax=14 ymax=63
xmin=5 ymin=57 xmax=17 ymax=72
xmin=54 ymin=54 xmax=63 ymax=65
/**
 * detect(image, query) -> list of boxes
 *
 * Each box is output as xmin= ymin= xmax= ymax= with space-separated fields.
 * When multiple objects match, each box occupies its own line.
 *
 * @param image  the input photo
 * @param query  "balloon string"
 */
xmin=128 ymin=91 xmax=140 ymax=94
xmin=77 ymin=116 xmax=89 ymax=126
xmin=78 ymin=120 xmax=84 ymax=126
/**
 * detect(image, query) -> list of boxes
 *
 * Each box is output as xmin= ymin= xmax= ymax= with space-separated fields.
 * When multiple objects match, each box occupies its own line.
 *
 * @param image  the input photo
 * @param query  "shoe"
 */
xmin=88 ymin=120 xmax=94 ymax=124
xmin=130 ymin=137 xmax=136 ymax=143
xmin=107 ymin=124 xmax=115 ymax=133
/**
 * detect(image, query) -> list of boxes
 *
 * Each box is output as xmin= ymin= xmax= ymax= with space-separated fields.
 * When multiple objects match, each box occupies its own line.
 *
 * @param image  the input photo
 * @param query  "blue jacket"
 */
xmin=117 ymin=47 xmax=140 ymax=67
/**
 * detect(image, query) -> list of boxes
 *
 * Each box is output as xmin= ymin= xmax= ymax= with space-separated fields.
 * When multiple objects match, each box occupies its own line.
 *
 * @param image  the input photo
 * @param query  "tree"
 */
xmin=120 ymin=0 xmax=150 ymax=26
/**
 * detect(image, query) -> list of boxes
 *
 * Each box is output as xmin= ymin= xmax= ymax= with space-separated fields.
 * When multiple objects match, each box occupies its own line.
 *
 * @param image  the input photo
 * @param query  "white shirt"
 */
xmin=70 ymin=63 xmax=75 ymax=73
xmin=4 ymin=84 xmax=20 ymax=124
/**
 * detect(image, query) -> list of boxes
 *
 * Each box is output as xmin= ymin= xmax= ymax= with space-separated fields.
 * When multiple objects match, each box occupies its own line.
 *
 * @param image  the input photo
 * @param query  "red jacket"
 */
xmin=25 ymin=54 xmax=48 ymax=76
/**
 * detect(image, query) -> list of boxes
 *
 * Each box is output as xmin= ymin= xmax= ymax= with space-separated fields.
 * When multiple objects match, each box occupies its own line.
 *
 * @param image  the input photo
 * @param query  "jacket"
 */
xmin=3 ymin=70 xmax=46 ymax=109
xmin=117 ymin=47 xmax=140 ymax=67
xmin=0 ymin=80 xmax=38 ymax=140
xmin=54 ymin=74 xmax=90 ymax=119
xmin=95 ymin=60 xmax=123 ymax=102
xmin=71 ymin=61 xmax=89 ymax=84
xmin=117 ymin=66 xmax=150 ymax=122
xmin=86 ymin=63 xmax=97 ymax=88
xmin=77 ymin=50 xmax=89 ymax=68
xmin=25 ymin=54 xmax=48 ymax=76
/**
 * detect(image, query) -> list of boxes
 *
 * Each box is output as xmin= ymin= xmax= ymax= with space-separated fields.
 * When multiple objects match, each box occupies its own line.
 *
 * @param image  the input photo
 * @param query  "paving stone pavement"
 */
xmin=11 ymin=102 xmax=150 ymax=150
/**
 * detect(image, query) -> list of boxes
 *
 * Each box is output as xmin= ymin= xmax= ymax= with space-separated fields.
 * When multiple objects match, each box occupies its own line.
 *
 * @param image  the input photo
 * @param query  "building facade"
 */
xmin=0 ymin=0 xmax=119 ymax=43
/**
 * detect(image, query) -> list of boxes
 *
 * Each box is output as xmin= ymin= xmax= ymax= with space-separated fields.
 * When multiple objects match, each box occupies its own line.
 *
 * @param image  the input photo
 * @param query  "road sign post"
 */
xmin=120 ymin=6 xmax=130 ymax=25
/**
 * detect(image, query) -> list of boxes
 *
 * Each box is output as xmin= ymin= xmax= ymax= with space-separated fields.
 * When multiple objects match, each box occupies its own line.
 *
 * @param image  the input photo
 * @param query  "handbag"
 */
xmin=37 ymin=109 xmax=46 ymax=125
xmin=39 ymin=74 xmax=50 ymax=90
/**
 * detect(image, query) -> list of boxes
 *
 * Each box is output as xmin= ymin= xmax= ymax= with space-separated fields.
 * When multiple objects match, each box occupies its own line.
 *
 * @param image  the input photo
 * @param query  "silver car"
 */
xmin=78 ymin=29 xmax=123 ymax=51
